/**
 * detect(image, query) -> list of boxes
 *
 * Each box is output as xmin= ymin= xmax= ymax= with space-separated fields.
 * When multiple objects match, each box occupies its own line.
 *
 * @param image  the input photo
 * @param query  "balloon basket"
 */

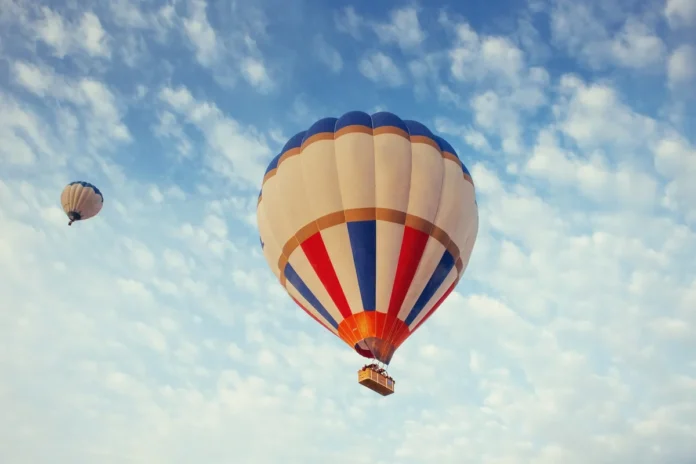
xmin=358 ymin=366 xmax=395 ymax=396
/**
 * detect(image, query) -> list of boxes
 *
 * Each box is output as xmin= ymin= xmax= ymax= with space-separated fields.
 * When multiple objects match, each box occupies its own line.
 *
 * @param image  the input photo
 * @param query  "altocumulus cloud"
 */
xmin=1 ymin=0 xmax=696 ymax=463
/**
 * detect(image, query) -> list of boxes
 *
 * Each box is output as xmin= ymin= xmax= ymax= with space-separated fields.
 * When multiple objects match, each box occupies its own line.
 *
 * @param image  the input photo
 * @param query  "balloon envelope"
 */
xmin=256 ymin=111 xmax=478 ymax=364
xmin=61 ymin=181 xmax=104 ymax=225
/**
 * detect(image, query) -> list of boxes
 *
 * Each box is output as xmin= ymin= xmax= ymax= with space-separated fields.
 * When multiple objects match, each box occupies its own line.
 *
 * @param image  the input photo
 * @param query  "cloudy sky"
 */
xmin=1 ymin=0 xmax=696 ymax=462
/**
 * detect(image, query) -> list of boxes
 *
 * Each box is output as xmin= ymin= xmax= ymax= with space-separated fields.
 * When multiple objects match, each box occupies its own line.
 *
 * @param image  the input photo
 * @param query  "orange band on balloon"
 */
xmin=336 ymin=312 xmax=411 ymax=359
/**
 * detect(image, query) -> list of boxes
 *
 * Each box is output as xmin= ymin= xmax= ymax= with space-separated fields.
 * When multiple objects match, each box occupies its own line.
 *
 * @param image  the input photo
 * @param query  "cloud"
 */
xmin=183 ymin=0 xmax=220 ymax=67
xmin=11 ymin=60 xmax=131 ymax=150
xmin=313 ymin=34 xmax=343 ymax=73
xmin=667 ymin=44 xmax=696 ymax=88
xmin=334 ymin=6 xmax=363 ymax=39
xmin=434 ymin=117 xmax=493 ymax=153
xmin=664 ymin=0 xmax=696 ymax=29
xmin=373 ymin=7 xmax=426 ymax=51
xmin=240 ymin=57 xmax=273 ymax=92
xmin=549 ymin=1 xmax=666 ymax=70
xmin=610 ymin=18 xmax=666 ymax=69
xmin=33 ymin=7 xmax=111 ymax=59
xmin=177 ymin=0 xmax=275 ymax=91
xmin=555 ymin=75 xmax=657 ymax=151
xmin=358 ymin=51 xmax=404 ymax=87
xmin=158 ymin=85 xmax=274 ymax=188
xmin=525 ymin=127 xmax=659 ymax=208
xmin=653 ymin=133 xmax=696 ymax=221
xmin=435 ymin=15 xmax=550 ymax=155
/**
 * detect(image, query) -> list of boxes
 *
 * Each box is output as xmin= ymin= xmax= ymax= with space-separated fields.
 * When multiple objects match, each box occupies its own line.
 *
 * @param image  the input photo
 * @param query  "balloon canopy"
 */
xmin=256 ymin=111 xmax=478 ymax=365
xmin=60 ymin=181 xmax=104 ymax=226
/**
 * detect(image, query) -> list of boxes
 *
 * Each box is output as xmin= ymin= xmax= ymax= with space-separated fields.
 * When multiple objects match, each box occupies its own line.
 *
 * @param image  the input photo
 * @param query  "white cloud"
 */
xmin=653 ymin=133 xmax=696 ymax=220
xmin=434 ymin=117 xmax=493 ymax=153
xmin=667 ymin=44 xmax=696 ymax=88
xmin=447 ymin=23 xmax=526 ymax=83
xmin=408 ymin=52 xmax=444 ymax=98
xmin=108 ymin=0 xmax=150 ymax=29
xmin=12 ymin=60 xmax=52 ymax=96
xmin=525 ymin=128 xmax=659 ymax=207
xmin=33 ymin=8 xmax=110 ymax=59
xmin=240 ymin=57 xmax=273 ymax=92
xmin=119 ymin=33 xmax=149 ymax=67
xmin=556 ymin=76 xmax=656 ymax=151
xmin=439 ymin=17 xmax=549 ymax=155
xmin=373 ymin=7 xmax=426 ymax=51
xmin=11 ymin=60 xmax=131 ymax=150
xmin=107 ymin=0 xmax=177 ymax=47
xmin=610 ymin=19 xmax=666 ymax=69
xmin=153 ymin=111 xmax=194 ymax=159
xmin=334 ymin=6 xmax=363 ymax=39
xmin=313 ymin=34 xmax=343 ymax=73
xmin=470 ymin=90 xmax=526 ymax=155
xmin=664 ymin=0 xmax=696 ymax=29
xmin=180 ymin=0 xmax=274 ymax=91
xmin=358 ymin=51 xmax=404 ymax=87
xmin=549 ymin=2 xmax=666 ymax=71
xmin=158 ymin=85 xmax=273 ymax=188
xmin=650 ymin=317 xmax=692 ymax=338
xmin=183 ymin=0 xmax=220 ymax=68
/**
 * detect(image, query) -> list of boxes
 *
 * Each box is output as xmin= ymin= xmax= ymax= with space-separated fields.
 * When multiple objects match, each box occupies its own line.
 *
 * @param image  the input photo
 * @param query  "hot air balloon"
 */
xmin=256 ymin=111 xmax=478 ymax=396
xmin=60 ymin=181 xmax=104 ymax=226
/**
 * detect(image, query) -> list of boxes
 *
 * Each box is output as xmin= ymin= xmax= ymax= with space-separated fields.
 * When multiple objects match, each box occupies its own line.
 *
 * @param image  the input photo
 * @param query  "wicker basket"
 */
xmin=358 ymin=368 xmax=395 ymax=396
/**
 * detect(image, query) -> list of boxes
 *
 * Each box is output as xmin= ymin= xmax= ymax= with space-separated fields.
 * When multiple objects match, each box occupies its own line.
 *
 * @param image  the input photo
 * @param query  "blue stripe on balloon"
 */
xmin=302 ymin=117 xmax=338 ymax=144
xmin=433 ymin=135 xmax=457 ymax=157
xmin=69 ymin=181 xmax=103 ymax=201
xmin=461 ymin=161 xmax=472 ymax=178
xmin=403 ymin=119 xmax=435 ymax=139
xmin=264 ymin=153 xmax=282 ymax=175
xmin=404 ymin=249 xmax=456 ymax=326
xmin=335 ymin=111 xmax=373 ymax=131
xmin=264 ymin=130 xmax=306 ymax=176
xmin=370 ymin=111 xmax=409 ymax=133
xmin=432 ymin=134 xmax=472 ymax=177
xmin=346 ymin=220 xmax=377 ymax=311
xmin=281 ymin=131 xmax=306 ymax=153
xmin=284 ymin=262 xmax=339 ymax=329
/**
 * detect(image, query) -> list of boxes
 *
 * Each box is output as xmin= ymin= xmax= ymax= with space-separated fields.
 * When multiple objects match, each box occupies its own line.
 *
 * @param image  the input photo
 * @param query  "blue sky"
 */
xmin=1 ymin=0 xmax=696 ymax=462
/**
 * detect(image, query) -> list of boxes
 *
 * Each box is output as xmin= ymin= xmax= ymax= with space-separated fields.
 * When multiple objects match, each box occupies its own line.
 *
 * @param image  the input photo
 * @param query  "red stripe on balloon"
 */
xmin=301 ymin=232 xmax=353 ymax=320
xmin=380 ymin=225 xmax=430 ymax=340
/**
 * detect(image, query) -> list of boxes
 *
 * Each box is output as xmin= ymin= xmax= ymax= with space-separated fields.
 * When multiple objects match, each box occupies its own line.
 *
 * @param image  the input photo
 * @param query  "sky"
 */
xmin=0 ymin=0 xmax=695 ymax=462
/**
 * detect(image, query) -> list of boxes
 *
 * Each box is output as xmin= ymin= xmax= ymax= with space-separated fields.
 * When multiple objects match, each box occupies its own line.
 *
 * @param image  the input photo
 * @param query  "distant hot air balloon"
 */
xmin=60 ymin=181 xmax=104 ymax=226
xmin=256 ymin=111 xmax=478 ymax=395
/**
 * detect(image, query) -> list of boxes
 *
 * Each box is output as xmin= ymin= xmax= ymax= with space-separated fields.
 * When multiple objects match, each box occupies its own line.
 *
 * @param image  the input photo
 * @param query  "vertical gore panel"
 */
xmin=257 ymin=204 xmax=282 ymax=279
xmin=396 ymin=239 xmax=446 ymax=321
xmin=286 ymin=248 xmax=345 ymax=324
xmin=382 ymin=226 xmax=429 ymax=338
xmin=275 ymin=152 xmax=314 ymax=234
xmin=300 ymin=232 xmax=353 ymax=320
xmin=410 ymin=279 xmax=458 ymax=333
xmin=334 ymin=131 xmax=375 ymax=210
xmin=404 ymin=250 xmax=456 ymax=325
xmin=346 ymin=220 xmax=377 ymax=311
xmin=284 ymin=263 xmax=339 ymax=329
xmin=320 ymin=225 xmax=363 ymax=315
